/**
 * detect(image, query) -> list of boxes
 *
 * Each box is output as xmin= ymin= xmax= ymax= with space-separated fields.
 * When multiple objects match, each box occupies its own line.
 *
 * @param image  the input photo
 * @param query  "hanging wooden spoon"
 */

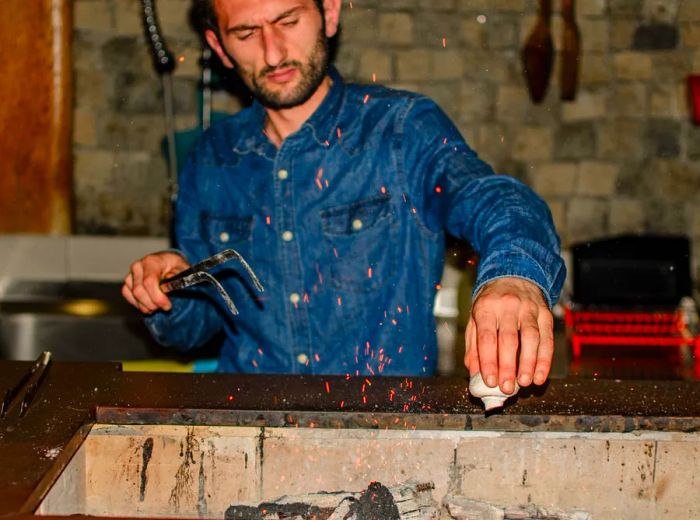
xmin=521 ymin=0 xmax=554 ymax=104
xmin=560 ymin=0 xmax=581 ymax=101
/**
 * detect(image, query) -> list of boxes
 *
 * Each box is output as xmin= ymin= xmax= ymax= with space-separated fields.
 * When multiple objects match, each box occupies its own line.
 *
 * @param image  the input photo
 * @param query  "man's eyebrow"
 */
xmin=226 ymin=7 xmax=304 ymax=33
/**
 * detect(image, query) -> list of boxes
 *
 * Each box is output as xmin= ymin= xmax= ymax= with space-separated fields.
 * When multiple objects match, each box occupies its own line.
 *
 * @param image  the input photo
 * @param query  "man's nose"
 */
xmin=261 ymin=26 xmax=286 ymax=68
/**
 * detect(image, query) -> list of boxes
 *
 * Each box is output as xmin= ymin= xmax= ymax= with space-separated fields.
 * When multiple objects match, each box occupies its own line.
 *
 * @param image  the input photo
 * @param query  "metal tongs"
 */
xmin=159 ymin=249 xmax=264 ymax=315
xmin=1 ymin=351 xmax=52 ymax=419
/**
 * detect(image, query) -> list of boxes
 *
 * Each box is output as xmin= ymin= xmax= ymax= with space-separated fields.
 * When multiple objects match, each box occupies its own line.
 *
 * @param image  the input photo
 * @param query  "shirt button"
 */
xmin=289 ymin=293 xmax=300 ymax=304
xmin=282 ymin=230 xmax=294 ymax=242
xmin=297 ymin=353 xmax=309 ymax=364
xmin=219 ymin=231 xmax=230 ymax=243
xmin=352 ymin=219 xmax=363 ymax=231
xmin=278 ymin=169 xmax=289 ymax=180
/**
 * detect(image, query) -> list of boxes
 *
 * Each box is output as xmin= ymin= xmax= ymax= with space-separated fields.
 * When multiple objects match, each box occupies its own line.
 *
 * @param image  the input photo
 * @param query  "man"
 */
xmin=122 ymin=0 xmax=565 ymax=395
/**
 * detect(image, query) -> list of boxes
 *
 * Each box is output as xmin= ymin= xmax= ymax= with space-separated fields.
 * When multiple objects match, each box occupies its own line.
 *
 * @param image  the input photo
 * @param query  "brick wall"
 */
xmin=72 ymin=0 xmax=700 ymax=291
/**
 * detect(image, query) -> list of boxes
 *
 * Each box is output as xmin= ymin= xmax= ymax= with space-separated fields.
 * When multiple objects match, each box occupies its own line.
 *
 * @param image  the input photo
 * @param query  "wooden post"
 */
xmin=0 ymin=0 xmax=73 ymax=233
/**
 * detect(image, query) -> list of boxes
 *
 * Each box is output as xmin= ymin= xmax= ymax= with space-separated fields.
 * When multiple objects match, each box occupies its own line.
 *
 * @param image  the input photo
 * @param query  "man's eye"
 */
xmin=282 ymin=18 xmax=299 ymax=27
xmin=236 ymin=30 xmax=255 ymax=40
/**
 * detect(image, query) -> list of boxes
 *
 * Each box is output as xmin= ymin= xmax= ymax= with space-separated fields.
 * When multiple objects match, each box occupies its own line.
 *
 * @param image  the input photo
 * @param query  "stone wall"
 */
xmin=72 ymin=0 xmax=700 ymax=291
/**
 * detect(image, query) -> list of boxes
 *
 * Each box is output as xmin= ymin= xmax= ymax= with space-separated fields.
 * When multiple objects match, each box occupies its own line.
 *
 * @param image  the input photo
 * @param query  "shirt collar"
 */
xmin=235 ymin=65 xmax=345 ymax=154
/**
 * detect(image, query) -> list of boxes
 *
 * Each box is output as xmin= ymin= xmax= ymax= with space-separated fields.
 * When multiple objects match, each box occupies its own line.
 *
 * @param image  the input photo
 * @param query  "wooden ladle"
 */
xmin=521 ymin=0 xmax=554 ymax=103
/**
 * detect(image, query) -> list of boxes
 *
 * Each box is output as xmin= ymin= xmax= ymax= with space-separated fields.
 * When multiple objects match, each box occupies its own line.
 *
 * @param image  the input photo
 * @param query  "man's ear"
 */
xmin=322 ymin=0 xmax=341 ymax=39
xmin=204 ymin=29 xmax=235 ymax=69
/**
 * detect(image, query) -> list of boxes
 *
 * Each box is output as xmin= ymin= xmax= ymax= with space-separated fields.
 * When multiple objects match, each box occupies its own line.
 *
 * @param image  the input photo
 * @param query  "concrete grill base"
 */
xmin=38 ymin=423 xmax=700 ymax=519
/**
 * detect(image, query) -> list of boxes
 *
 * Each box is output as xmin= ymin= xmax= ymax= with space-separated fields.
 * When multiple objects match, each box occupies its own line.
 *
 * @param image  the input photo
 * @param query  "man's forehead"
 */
xmin=214 ymin=0 xmax=313 ymax=25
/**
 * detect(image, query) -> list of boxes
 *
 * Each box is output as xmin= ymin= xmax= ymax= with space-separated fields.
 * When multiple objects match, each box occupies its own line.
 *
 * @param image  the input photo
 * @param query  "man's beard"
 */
xmin=234 ymin=31 xmax=329 ymax=110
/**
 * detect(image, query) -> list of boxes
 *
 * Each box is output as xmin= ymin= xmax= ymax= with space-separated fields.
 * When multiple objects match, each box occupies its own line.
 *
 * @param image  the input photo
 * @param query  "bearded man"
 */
xmin=122 ymin=0 xmax=566 ymax=396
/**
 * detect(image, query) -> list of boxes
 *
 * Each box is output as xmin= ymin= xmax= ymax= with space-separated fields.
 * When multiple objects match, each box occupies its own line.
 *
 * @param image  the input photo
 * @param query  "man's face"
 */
xmin=207 ymin=0 xmax=338 ymax=110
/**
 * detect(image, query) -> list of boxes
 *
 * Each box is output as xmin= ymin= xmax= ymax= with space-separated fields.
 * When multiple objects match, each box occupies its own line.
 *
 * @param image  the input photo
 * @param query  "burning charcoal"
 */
xmin=224 ymin=505 xmax=265 ymax=520
xmin=346 ymin=481 xmax=400 ymax=520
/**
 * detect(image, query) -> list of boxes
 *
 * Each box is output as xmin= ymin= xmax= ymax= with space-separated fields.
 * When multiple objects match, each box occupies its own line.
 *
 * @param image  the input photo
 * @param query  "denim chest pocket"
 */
xmin=201 ymin=214 xmax=253 ymax=258
xmin=320 ymin=195 xmax=397 ymax=293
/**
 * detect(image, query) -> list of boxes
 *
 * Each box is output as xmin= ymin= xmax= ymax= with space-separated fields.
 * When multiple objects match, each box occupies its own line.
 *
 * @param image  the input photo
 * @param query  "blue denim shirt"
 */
xmin=145 ymin=67 xmax=565 ymax=376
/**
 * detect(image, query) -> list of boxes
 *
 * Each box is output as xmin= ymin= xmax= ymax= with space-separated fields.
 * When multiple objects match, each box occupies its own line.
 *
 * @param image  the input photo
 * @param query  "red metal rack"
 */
xmin=565 ymin=306 xmax=700 ymax=360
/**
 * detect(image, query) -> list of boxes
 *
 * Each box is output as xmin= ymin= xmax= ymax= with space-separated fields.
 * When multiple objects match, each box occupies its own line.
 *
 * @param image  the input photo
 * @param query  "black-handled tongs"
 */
xmin=1 ymin=351 xmax=52 ymax=419
xmin=159 ymin=249 xmax=264 ymax=315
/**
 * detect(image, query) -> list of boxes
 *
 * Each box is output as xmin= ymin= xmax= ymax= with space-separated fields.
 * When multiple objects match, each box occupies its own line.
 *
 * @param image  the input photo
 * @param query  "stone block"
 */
xmin=645 ymin=119 xmax=681 ymax=158
xmin=607 ymin=83 xmax=648 ymax=118
xmin=580 ymin=19 xmax=610 ymax=52
xmin=74 ymin=149 xmax=116 ymax=193
xmin=96 ymin=113 xmax=167 ymax=152
xmin=491 ymin=0 xmax=527 ymax=12
xmin=693 ymin=49 xmax=700 ymax=71
xmin=651 ymin=159 xmax=700 ymax=200
xmin=260 ymin=429 xmax=456 ymax=504
xmin=113 ymin=0 xmax=142 ymax=36
xmin=614 ymin=52 xmax=653 ymax=80
xmin=610 ymin=19 xmax=638 ymax=50
xmin=531 ymin=163 xmax=578 ymax=196
xmin=577 ymin=0 xmax=607 ymax=16
xmin=679 ymin=0 xmax=700 ymax=22
xmin=358 ymin=49 xmax=393 ymax=83
xmin=454 ymin=433 xmax=663 ymax=518
xmin=432 ymin=50 xmax=465 ymax=80
xmin=554 ymin=122 xmax=597 ymax=160
xmin=609 ymin=198 xmax=645 ymax=234
xmin=649 ymin=82 xmax=686 ymax=118
xmin=652 ymin=52 xmax=691 ymax=82
xmin=579 ymin=53 xmax=613 ymax=85
xmin=459 ymin=82 xmax=494 ymax=122
xmin=610 ymin=0 xmax=644 ymax=16
xmin=418 ymin=0 xmax=457 ymax=10
xmin=415 ymin=13 xmax=463 ymax=48
xmin=562 ymin=90 xmax=607 ymax=121
xmin=474 ymin=124 xmax=509 ymax=166
xmin=545 ymin=199 xmax=566 ymax=235
xmin=396 ymin=49 xmax=432 ymax=81
xmin=74 ymin=69 xmax=109 ymax=109
xmin=461 ymin=17 xmax=487 ymax=48
xmin=598 ymin=120 xmax=646 ymax=160
xmin=378 ymin=13 xmax=414 ymax=45
xmin=645 ymin=199 xmax=687 ymax=234
xmin=342 ymin=8 xmax=378 ymax=44
xmin=74 ymin=1 xmax=113 ymax=32
xmin=158 ymin=0 xmax=196 ymax=37
xmin=486 ymin=18 xmax=519 ymax=49
xmin=512 ymin=127 xmax=554 ymax=162
xmin=682 ymin=22 xmax=700 ymax=47
xmin=688 ymin=125 xmax=700 ymax=160
xmin=74 ymin=108 xmax=98 ymax=147
xmin=495 ymin=85 xmax=531 ymax=123
xmin=577 ymin=161 xmax=620 ymax=196
xmin=566 ymin=197 xmax=608 ymax=241
xmin=101 ymin=36 xmax=152 ymax=75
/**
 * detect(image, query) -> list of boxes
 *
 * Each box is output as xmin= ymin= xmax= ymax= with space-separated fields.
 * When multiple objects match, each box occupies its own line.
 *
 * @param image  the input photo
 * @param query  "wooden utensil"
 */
xmin=561 ymin=0 xmax=581 ymax=101
xmin=521 ymin=0 xmax=554 ymax=103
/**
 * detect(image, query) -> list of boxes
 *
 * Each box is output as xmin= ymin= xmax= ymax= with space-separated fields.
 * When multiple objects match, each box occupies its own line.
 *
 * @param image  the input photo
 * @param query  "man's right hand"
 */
xmin=122 ymin=251 xmax=190 ymax=314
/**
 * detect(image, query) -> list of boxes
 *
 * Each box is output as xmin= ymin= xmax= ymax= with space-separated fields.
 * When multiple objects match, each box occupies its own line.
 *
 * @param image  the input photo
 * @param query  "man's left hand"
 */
xmin=464 ymin=277 xmax=554 ymax=394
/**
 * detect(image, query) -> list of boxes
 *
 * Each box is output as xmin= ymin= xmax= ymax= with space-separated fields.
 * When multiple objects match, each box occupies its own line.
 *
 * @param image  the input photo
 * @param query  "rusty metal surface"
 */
xmin=2 ymin=359 xmax=700 ymax=517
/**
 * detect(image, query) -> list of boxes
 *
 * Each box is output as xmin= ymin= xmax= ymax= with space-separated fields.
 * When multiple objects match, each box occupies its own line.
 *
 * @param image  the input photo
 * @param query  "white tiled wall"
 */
xmin=0 ymin=235 xmax=168 ymax=285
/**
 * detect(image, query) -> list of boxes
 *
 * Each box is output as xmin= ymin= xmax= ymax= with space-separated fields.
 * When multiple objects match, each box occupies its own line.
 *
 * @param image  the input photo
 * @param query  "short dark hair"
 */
xmin=192 ymin=0 xmax=325 ymax=38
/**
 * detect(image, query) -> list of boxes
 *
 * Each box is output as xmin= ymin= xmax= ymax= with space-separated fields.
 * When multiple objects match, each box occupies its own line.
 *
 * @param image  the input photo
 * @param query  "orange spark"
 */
xmin=337 ymin=297 xmax=342 ymax=305
xmin=363 ymin=94 xmax=370 ymax=104
xmin=435 ymin=185 xmax=442 ymax=193
xmin=380 ymin=186 xmax=387 ymax=194
xmin=265 ymin=215 xmax=271 ymax=225
xmin=442 ymin=37 xmax=447 ymax=48
xmin=325 ymin=381 xmax=330 ymax=393
xmin=315 ymin=353 xmax=321 ymax=362
xmin=368 ymin=267 xmax=373 ymax=278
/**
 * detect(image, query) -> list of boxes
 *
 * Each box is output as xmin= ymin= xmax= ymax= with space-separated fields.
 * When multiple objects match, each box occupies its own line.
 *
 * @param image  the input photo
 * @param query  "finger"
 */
xmin=123 ymin=272 xmax=134 ymax=290
xmin=121 ymin=282 xmax=139 ymax=309
xmin=143 ymin=271 xmax=172 ymax=311
xmin=497 ymin=310 xmax=519 ymax=394
xmin=533 ymin=310 xmax=555 ymax=385
xmin=130 ymin=263 xmax=159 ymax=313
xmin=464 ymin=318 xmax=480 ymax=376
xmin=474 ymin=305 xmax=498 ymax=388
xmin=517 ymin=307 xmax=540 ymax=387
